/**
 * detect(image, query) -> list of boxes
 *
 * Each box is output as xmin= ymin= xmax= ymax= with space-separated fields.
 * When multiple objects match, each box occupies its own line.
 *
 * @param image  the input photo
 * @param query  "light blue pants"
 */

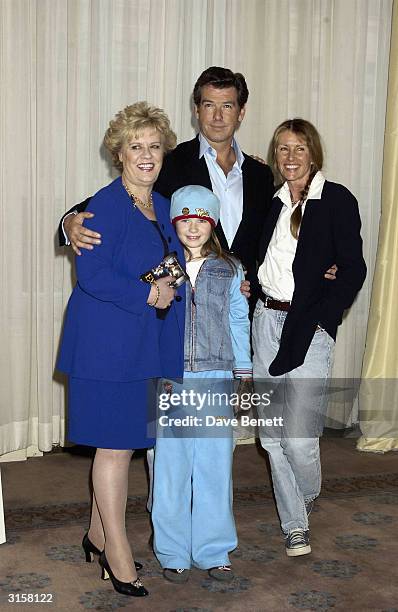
xmin=152 ymin=373 xmax=237 ymax=569
xmin=252 ymin=302 xmax=335 ymax=533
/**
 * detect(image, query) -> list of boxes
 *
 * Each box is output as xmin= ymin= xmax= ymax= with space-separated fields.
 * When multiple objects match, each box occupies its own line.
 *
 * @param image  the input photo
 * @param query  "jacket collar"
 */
xmin=274 ymin=171 xmax=326 ymax=206
xmin=198 ymin=132 xmax=244 ymax=170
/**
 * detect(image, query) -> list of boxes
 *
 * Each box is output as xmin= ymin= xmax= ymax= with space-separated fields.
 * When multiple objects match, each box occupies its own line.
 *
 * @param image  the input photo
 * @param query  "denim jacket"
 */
xmin=184 ymin=255 xmax=252 ymax=375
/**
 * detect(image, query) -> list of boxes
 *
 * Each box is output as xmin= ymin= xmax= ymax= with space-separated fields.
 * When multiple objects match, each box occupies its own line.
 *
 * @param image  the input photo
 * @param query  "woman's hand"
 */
xmin=147 ymin=276 xmax=176 ymax=309
xmin=324 ymin=264 xmax=338 ymax=280
xmin=240 ymin=279 xmax=251 ymax=298
xmin=64 ymin=211 xmax=102 ymax=255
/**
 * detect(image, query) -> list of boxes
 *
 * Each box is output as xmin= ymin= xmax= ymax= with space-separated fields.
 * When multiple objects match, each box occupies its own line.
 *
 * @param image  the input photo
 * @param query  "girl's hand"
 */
xmin=234 ymin=378 xmax=254 ymax=416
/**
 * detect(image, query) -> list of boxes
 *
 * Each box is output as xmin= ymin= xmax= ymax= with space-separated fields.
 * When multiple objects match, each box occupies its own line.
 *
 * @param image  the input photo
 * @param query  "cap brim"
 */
xmin=172 ymin=214 xmax=216 ymax=227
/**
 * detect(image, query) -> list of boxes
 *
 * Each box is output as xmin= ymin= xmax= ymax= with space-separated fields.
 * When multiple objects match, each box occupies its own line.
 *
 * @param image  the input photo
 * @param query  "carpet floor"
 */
xmin=0 ymin=437 xmax=397 ymax=612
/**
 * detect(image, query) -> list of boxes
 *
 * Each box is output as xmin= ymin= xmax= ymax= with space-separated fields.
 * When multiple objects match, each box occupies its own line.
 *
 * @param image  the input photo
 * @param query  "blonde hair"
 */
xmin=103 ymin=102 xmax=177 ymax=172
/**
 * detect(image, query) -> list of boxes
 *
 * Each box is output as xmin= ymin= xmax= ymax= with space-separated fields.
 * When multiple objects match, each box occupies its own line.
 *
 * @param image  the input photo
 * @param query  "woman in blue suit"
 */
xmin=57 ymin=102 xmax=185 ymax=597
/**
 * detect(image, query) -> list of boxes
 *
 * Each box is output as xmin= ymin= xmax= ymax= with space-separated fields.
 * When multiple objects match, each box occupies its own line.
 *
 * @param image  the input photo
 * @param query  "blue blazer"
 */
xmin=57 ymin=177 xmax=185 ymax=382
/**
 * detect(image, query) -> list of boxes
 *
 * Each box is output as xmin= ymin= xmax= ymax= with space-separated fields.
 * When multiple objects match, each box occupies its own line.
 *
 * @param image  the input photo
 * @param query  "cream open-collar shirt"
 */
xmin=257 ymin=171 xmax=326 ymax=301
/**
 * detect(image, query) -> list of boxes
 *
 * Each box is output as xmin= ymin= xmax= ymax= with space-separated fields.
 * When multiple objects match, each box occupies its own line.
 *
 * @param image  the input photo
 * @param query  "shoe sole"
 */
xmin=208 ymin=570 xmax=234 ymax=582
xmin=286 ymin=544 xmax=311 ymax=557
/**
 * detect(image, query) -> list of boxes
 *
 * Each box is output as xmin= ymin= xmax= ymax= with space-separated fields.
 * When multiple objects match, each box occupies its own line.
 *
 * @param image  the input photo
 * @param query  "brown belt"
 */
xmin=258 ymin=294 xmax=290 ymax=312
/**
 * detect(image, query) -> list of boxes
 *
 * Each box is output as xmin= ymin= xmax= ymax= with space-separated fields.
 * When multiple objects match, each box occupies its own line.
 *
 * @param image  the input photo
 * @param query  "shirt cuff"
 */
xmin=62 ymin=210 xmax=78 ymax=245
xmin=233 ymin=368 xmax=253 ymax=379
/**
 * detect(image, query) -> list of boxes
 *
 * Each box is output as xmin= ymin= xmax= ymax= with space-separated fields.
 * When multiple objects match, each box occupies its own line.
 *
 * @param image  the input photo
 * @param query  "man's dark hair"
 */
xmin=193 ymin=66 xmax=249 ymax=109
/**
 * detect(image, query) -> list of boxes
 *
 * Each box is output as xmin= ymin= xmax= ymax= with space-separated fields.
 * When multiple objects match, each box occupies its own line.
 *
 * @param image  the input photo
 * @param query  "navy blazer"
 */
xmin=257 ymin=180 xmax=367 ymax=376
xmin=57 ymin=177 xmax=185 ymax=382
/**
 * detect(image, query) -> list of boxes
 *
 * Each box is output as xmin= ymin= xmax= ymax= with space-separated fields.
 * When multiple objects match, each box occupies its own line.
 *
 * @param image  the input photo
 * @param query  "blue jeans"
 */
xmin=252 ymin=301 xmax=335 ymax=533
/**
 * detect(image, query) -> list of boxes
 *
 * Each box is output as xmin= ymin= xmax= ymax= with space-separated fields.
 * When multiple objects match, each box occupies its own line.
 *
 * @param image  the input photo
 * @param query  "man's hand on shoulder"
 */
xmin=250 ymin=154 xmax=267 ymax=165
xmin=64 ymin=212 xmax=102 ymax=256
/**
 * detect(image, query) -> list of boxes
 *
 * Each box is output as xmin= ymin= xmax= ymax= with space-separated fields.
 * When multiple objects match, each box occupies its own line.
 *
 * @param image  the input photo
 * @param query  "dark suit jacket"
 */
xmin=257 ymin=180 xmax=367 ymax=376
xmin=59 ymin=135 xmax=275 ymax=302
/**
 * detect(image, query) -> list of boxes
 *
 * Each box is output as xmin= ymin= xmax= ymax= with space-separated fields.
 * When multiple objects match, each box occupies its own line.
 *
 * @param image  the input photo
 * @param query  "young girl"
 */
xmin=151 ymin=185 xmax=252 ymax=583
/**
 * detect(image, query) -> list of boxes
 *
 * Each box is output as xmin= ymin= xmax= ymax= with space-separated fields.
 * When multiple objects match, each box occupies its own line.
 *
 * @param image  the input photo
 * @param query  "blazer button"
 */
xmin=168 ymin=237 xmax=172 ymax=243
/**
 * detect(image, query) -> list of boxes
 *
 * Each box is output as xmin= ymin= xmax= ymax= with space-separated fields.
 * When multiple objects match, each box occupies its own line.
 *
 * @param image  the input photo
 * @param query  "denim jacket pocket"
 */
xmin=207 ymin=268 xmax=234 ymax=296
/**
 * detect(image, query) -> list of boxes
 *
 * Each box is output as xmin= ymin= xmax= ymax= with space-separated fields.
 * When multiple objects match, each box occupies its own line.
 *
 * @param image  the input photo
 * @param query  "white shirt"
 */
xmin=199 ymin=132 xmax=244 ymax=249
xmin=186 ymin=258 xmax=205 ymax=286
xmin=257 ymin=171 xmax=326 ymax=301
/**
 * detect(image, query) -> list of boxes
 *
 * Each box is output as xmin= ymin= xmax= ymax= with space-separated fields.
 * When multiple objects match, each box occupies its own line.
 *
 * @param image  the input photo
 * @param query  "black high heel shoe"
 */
xmin=99 ymin=551 xmax=148 ymax=597
xmin=82 ymin=534 xmax=143 ymax=570
xmin=82 ymin=533 xmax=102 ymax=562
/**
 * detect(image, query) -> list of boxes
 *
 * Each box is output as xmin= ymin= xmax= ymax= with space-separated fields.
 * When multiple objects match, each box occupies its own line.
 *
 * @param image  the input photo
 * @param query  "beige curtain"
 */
xmin=357 ymin=0 xmax=398 ymax=454
xmin=0 ymin=0 xmax=393 ymax=456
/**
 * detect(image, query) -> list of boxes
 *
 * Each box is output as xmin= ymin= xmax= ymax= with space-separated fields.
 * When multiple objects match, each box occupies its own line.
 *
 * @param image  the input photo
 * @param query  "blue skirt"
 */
xmin=68 ymin=377 xmax=156 ymax=450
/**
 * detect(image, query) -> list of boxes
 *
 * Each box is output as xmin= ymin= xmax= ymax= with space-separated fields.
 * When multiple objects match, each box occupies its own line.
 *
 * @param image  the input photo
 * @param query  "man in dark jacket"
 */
xmin=59 ymin=67 xmax=275 ymax=309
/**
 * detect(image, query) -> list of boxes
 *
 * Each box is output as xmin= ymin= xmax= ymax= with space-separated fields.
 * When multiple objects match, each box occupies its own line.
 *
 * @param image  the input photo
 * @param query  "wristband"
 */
xmin=148 ymin=281 xmax=160 ymax=307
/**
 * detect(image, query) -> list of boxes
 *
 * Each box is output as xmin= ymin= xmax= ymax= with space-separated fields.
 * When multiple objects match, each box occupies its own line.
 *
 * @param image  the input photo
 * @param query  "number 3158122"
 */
xmin=8 ymin=593 xmax=53 ymax=603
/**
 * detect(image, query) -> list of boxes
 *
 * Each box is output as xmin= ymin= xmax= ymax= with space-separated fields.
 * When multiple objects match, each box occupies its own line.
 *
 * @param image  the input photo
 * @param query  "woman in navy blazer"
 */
xmin=57 ymin=102 xmax=185 ymax=597
xmin=252 ymin=119 xmax=366 ymax=558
